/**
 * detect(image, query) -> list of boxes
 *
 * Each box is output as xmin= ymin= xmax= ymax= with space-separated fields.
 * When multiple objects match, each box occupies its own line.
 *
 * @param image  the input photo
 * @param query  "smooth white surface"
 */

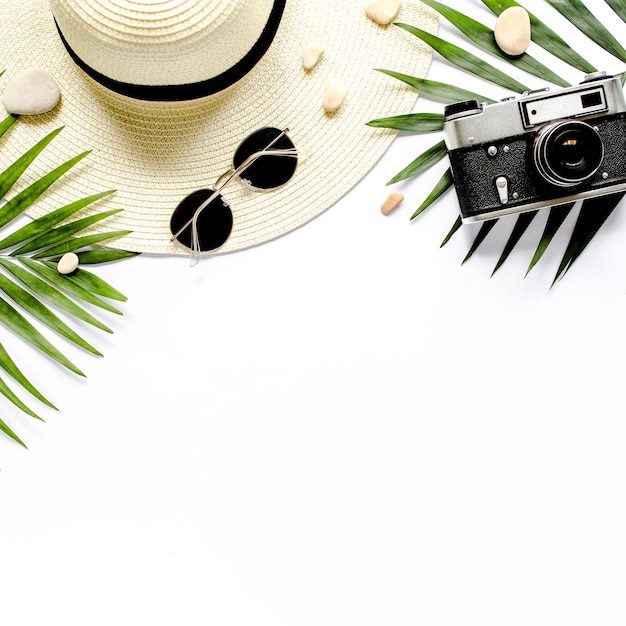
xmin=1 ymin=1 xmax=626 ymax=624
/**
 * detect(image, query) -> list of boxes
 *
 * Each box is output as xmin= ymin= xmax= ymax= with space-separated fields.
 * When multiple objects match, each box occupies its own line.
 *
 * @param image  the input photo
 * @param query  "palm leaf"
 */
xmin=11 ymin=209 xmax=123 ymax=255
xmin=0 ymin=341 xmax=56 ymax=409
xmin=479 ymin=0 xmax=597 ymax=72
xmin=0 ymin=259 xmax=114 ymax=333
xmin=525 ymin=203 xmax=573 ymax=276
xmin=552 ymin=192 xmax=624 ymax=284
xmin=20 ymin=258 xmax=124 ymax=315
xmin=492 ymin=211 xmax=538 ymax=275
xmin=0 ymin=375 xmax=42 ymax=421
xmin=0 ymin=114 xmax=18 ymax=139
xmin=0 ymin=115 xmax=136 ymax=445
xmin=0 ymin=273 xmax=102 ymax=356
xmin=0 ymin=150 xmax=90 ymax=229
xmin=30 ymin=230 xmax=131 ymax=259
xmin=605 ymin=0 xmax=626 ymax=22
xmin=462 ymin=220 xmax=498 ymax=264
xmin=76 ymin=249 xmax=139 ymax=264
xmin=420 ymin=0 xmax=569 ymax=87
xmin=411 ymin=168 xmax=454 ymax=220
xmin=388 ymin=140 xmax=447 ymax=185
xmin=395 ymin=22 xmax=530 ymax=93
xmin=0 ymin=190 xmax=116 ymax=250
xmin=366 ymin=112 xmax=445 ymax=133
xmin=440 ymin=216 xmax=463 ymax=248
xmin=375 ymin=69 xmax=495 ymax=103
xmin=0 ymin=127 xmax=63 ymax=200
xmin=53 ymin=265 xmax=128 ymax=302
xmin=0 ymin=295 xmax=85 ymax=376
xmin=543 ymin=0 xmax=626 ymax=64
xmin=0 ymin=414 xmax=26 ymax=448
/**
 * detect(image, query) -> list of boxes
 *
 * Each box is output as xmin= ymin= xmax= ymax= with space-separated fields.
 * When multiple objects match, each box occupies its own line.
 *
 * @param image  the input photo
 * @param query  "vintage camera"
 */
xmin=444 ymin=72 xmax=626 ymax=222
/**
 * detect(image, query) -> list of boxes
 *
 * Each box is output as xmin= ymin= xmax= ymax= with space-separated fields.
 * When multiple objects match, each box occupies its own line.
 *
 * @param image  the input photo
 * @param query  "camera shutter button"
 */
xmin=496 ymin=176 xmax=509 ymax=204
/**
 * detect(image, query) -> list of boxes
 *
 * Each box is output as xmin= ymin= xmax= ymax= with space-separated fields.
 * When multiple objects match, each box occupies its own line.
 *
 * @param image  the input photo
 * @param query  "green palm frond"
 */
xmin=372 ymin=0 xmax=626 ymax=284
xmin=0 ymin=112 xmax=138 ymax=447
xmin=543 ymin=0 xmax=626 ymax=63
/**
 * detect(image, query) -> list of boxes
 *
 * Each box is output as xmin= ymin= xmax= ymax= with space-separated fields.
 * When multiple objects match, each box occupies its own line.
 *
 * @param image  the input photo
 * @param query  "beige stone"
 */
xmin=303 ymin=45 xmax=324 ymax=71
xmin=381 ymin=192 xmax=404 ymax=215
xmin=365 ymin=0 xmax=401 ymax=26
xmin=494 ymin=6 xmax=531 ymax=56
xmin=57 ymin=252 xmax=79 ymax=275
xmin=323 ymin=81 xmax=346 ymax=113
xmin=2 ymin=68 xmax=61 ymax=115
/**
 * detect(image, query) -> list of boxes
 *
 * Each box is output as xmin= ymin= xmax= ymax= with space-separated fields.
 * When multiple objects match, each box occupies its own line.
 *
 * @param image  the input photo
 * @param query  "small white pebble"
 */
xmin=57 ymin=252 xmax=79 ymax=275
xmin=2 ymin=68 xmax=61 ymax=115
xmin=303 ymin=45 xmax=324 ymax=71
xmin=494 ymin=6 xmax=531 ymax=56
xmin=381 ymin=191 xmax=404 ymax=215
xmin=365 ymin=0 xmax=401 ymax=26
xmin=323 ymin=81 xmax=346 ymax=113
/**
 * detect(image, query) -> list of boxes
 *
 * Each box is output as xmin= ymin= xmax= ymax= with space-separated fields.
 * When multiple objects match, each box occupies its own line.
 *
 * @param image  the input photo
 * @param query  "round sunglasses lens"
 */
xmin=233 ymin=127 xmax=297 ymax=190
xmin=170 ymin=189 xmax=233 ymax=252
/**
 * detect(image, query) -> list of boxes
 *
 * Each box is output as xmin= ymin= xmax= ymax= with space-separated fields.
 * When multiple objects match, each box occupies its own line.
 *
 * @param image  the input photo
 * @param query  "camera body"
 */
xmin=444 ymin=72 xmax=626 ymax=222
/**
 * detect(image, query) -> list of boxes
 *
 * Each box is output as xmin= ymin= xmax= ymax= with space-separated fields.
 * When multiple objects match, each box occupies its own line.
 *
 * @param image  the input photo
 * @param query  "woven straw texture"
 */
xmin=0 ymin=0 xmax=437 ymax=255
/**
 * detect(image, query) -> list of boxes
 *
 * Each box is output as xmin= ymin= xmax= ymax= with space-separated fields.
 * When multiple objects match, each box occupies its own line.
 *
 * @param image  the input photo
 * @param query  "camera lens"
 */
xmin=533 ymin=120 xmax=604 ymax=188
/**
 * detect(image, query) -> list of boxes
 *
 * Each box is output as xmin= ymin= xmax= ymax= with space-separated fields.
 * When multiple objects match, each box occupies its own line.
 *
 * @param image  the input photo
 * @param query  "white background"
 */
xmin=2 ymin=1 xmax=626 ymax=624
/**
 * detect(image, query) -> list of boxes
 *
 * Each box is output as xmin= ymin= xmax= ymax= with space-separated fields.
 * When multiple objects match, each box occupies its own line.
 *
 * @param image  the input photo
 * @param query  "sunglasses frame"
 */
xmin=170 ymin=127 xmax=298 ymax=257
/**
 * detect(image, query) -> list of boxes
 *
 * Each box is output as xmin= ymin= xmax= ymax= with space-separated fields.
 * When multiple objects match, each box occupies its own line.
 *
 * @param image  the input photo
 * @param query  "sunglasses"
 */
xmin=170 ymin=127 xmax=298 ymax=255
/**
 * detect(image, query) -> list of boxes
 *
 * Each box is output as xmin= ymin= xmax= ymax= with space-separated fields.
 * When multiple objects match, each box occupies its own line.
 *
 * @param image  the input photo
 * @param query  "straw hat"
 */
xmin=0 ymin=0 xmax=437 ymax=255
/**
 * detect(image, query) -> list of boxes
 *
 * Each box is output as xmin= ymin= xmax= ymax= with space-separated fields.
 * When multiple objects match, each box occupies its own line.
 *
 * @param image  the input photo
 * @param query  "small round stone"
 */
xmin=2 ymin=68 xmax=61 ymax=115
xmin=303 ymin=45 xmax=324 ymax=71
xmin=365 ymin=0 xmax=401 ymax=26
xmin=323 ymin=81 xmax=346 ymax=113
xmin=494 ymin=6 xmax=531 ymax=57
xmin=381 ymin=192 xmax=404 ymax=215
xmin=57 ymin=252 xmax=79 ymax=275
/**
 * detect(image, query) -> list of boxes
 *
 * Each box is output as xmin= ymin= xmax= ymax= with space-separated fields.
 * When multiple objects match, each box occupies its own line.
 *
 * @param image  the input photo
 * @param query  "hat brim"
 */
xmin=0 ymin=0 xmax=437 ymax=255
